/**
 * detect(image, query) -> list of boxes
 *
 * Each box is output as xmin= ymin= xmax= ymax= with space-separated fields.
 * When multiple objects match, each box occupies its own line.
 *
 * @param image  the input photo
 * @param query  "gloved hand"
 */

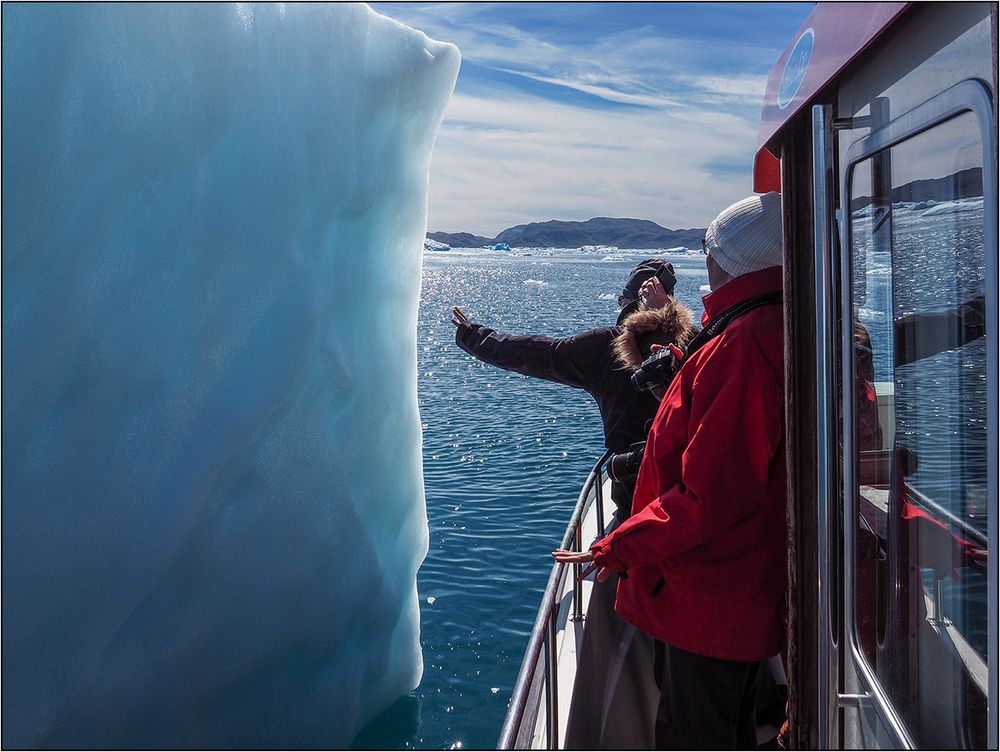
xmin=451 ymin=306 xmax=474 ymax=328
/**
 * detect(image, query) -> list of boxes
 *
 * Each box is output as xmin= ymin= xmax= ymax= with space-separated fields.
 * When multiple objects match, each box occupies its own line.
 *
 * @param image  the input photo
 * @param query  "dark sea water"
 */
xmin=352 ymin=248 xmax=710 ymax=750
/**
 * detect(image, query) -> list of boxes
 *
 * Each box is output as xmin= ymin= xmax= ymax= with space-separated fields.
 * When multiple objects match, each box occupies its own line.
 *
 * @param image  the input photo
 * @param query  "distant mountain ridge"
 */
xmin=428 ymin=217 xmax=705 ymax=249
xmin=426 ymin=231 xmax=495 ymax=248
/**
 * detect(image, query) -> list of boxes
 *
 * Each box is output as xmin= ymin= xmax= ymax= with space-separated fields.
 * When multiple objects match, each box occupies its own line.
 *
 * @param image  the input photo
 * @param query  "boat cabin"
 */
xmin=760 ymin=2 xmax=996 ymax=747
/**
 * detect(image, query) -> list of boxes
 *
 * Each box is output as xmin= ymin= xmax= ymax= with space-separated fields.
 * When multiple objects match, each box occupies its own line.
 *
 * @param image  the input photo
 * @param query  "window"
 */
xmin=847 ymin=106 xmax=989 ymax=748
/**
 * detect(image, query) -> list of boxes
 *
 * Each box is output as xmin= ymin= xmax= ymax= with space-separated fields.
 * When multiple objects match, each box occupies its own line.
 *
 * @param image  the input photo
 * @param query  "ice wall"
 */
xmin=1 ymin=4 xmax=458 ymax=747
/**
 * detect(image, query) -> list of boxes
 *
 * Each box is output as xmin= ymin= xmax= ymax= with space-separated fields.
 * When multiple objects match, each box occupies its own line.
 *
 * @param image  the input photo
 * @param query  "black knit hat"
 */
xmin=621 ymin=258 xmax=676 ymax=300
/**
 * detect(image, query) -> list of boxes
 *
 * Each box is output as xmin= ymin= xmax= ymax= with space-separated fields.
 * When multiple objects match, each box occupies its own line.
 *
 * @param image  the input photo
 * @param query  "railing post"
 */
xmin=595 ymin=463 xmax=606 ymax=533
xmin=572 ymin=524 xmax=584 ymax=621
xmin=546 ymin=606 xmax=559 ymax=749
xmin=542 ymin=629 xmax=553 ymax=748
xmin=928 ymin=575 xmax=946 ymax=627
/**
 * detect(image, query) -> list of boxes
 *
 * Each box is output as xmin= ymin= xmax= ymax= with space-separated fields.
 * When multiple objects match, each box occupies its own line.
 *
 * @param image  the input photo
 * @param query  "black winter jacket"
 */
xmin=454 ymin=300 xmax=694 ymax=518
xmin=455 ymin=322 xmax=657 ymax=453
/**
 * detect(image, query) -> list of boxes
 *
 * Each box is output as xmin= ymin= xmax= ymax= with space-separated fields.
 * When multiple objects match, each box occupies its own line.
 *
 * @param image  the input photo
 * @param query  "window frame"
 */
xmin=839 ymin=78 xmax=998 ymax=749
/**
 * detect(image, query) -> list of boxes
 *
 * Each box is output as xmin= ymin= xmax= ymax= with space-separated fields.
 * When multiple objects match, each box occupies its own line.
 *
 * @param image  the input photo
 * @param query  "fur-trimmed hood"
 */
xmin=613 ymin=298 xmax=695 ymax=370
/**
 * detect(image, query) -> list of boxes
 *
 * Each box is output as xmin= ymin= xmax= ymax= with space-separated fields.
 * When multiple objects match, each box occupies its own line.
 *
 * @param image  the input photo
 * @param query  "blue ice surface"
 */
xmin=1 ymin=3 xmax=458 ymax=748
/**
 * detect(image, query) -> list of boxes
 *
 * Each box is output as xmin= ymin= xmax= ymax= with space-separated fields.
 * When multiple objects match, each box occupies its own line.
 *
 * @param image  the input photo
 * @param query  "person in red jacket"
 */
xmin=555 ymin=192 xmax=786 ymax=750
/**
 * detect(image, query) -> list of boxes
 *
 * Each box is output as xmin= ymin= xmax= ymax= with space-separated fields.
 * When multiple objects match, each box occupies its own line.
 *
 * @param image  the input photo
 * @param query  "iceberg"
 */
xmin=487 ymin=242 xmax=512 ymax=251
xmin=424 ymin=238 xmax=451 ymax=251
xmin=1 ymin=3 xmax=458 ymax=748
xmin=920 ymin=197 xmax=984 ymax=216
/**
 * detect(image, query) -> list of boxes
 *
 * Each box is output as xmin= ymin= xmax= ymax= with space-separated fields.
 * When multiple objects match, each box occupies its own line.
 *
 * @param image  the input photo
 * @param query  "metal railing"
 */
xmin=497 ymin=450 xmax=613 ymax=750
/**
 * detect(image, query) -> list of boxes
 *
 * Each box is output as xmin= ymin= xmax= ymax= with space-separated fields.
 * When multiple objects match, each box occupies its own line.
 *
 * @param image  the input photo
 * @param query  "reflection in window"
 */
xmin=848 ymin=110 xmax=988 ymax=749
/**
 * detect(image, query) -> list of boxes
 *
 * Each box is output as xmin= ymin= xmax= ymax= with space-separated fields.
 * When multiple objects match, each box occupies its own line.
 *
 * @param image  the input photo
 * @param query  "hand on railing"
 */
xmin=552 ymin=549 xmax=612 ymax=581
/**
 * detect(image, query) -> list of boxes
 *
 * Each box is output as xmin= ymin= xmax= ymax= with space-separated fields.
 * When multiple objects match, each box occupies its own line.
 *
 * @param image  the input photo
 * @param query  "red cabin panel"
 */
xmin=753 ymin=2 xmax=909 ymax=192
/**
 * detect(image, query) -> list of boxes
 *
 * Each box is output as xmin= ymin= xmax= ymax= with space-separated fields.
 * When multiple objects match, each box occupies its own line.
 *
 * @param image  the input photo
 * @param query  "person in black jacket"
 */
xmin=452 ymin=258 xmax=695 ymax=749
xmin=450 ymin=258 xmax=693 ymax=523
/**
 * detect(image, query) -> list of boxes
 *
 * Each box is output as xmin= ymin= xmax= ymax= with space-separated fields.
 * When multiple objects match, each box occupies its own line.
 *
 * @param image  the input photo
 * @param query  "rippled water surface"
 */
xmin=353 ymin=248 xmax=709 ymax=749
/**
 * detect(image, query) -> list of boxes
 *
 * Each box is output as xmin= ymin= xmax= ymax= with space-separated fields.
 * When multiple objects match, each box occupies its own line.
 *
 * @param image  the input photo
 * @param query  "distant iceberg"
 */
xmin=424 ymin=238 xmax=451 ymax=251
xmin=487 ymin=242 xmax=511 ymax=251
xmin=921 ymin=197 xmax=983 ymax=216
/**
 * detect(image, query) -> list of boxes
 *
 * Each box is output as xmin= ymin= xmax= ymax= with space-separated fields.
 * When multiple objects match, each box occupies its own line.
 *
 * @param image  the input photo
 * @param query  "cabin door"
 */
xmin=829 ymin=80 xmax=996 ymax=749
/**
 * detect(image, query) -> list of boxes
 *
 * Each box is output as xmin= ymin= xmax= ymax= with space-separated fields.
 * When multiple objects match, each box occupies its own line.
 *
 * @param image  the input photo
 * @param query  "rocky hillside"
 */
xmin=428 ymin=217 xmax=705 ymax=249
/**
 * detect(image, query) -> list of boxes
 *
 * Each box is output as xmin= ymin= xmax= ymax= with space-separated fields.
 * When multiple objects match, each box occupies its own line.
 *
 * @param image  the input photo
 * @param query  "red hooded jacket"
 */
xmin=590 ymin=266 xmax=786 ymax=661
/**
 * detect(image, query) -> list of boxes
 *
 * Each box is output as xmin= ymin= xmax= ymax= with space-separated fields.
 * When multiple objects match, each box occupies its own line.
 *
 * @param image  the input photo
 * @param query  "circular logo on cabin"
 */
xmin=778 ymin=28 xmax=814 ymax=110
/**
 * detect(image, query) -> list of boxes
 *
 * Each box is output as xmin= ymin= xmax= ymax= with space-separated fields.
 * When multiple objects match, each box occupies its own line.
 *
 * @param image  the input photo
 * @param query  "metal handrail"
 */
xmin=905 ymin=480 xmax=988 ymax=550
xmin=497 ymin=449 xmax=613 ymax=750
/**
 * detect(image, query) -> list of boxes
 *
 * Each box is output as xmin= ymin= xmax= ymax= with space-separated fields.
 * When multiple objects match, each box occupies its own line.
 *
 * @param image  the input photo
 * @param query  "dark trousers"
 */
xmin=653 ymin=640 xmax=760 ymax=750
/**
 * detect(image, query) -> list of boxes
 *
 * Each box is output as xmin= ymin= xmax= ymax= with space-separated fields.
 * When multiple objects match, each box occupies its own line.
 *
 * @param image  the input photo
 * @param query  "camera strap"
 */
xmin=682 ymin=291 xmax=783 ymax=361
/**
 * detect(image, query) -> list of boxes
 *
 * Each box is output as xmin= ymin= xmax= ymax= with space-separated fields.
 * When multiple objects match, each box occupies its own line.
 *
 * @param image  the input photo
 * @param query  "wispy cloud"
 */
xmin=490 ymin=67 xmax=687 ymax=109
xmin=372 ymin=2 xmax=812 ymax=235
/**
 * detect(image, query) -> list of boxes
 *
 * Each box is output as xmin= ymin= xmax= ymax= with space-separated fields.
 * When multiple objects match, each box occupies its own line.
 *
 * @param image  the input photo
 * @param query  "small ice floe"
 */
xmin=857 ymin=307 xmax=886 ymax=320
xmin=598 ymin=293 xmax=617 ymax=300
xmin=491 ymin=687 xmax=500 ymax=694
xmin=699 ymin=284 xmax=712 ymax=292
xmin=601 ymin=254 xmax=626 ymax=262
xmin=426 ymin=596 xmax=436 ymax=605
xmin=523 ymin=279 xmax=549 ymax=287
xmin=664 ymin=245 xmax=686 ymax=253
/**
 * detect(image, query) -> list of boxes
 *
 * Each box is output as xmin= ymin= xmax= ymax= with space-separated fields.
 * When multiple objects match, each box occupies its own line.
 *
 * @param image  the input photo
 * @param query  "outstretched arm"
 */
xmin=551 ymin=548 xmax=612 ymax=581
xmin=450 ymin=307 xmax=608 ymax=390
xmin=894 ymin=294 xmax=986 ymax=366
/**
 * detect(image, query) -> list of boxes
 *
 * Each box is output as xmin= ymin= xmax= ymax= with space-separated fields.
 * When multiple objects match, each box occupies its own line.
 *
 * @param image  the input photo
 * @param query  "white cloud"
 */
xmin=673 ymin=73 xmax=770 ymax=105
xmin=427 ymin=90 xmax=762 ymax=236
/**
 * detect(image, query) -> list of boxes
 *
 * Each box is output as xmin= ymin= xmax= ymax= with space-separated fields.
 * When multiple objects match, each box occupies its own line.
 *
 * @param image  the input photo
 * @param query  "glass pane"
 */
xmin=849 ymin=164 xmax=887 ymax=670
xmin=848 ymin=109 xmax=988 ymax=749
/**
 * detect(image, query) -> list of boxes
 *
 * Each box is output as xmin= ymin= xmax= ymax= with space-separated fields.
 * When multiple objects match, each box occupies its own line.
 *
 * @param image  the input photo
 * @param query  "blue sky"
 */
xmin=374 ymin=2 xmax=813 ymax=236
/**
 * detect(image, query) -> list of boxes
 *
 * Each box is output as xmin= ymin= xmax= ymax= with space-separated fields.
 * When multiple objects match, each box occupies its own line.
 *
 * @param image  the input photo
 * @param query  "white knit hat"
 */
xmin=704 ymin=192 xmax=783 ymax=277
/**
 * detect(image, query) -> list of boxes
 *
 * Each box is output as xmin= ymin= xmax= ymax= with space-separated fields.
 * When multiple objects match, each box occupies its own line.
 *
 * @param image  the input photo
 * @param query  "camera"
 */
xmin=630 ymin=344 xmax=684 ymax=393
xmin=608 ymin=440 xmax=647 ymax=485
xmin=654 ymin=262 xmax=676 ymax=293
